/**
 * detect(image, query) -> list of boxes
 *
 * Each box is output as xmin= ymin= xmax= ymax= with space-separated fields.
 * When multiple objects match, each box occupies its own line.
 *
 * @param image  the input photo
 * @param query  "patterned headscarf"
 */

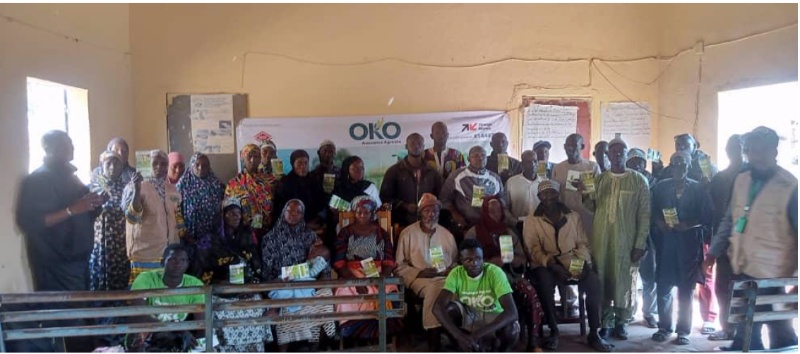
xmin=240 ymin=144 xmax=260 ymax=172
xmin=350 ymin=195 xmax=378 ymax=221
xmin=261 ymin=199 xmax=317 ymax=282
xmin=177 ymin=152 xmax=224 ymax=241
xmin=148 ymin=150 xmax=169 ymax=199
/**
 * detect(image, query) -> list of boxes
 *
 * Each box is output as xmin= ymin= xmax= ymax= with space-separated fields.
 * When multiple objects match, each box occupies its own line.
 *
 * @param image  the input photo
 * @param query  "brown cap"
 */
xmin=417 ymin=193 xmax=442 ymax=210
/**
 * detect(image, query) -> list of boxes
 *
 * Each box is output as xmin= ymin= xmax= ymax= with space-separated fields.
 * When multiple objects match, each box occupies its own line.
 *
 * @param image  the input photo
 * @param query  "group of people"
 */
xmin=15 ymin=119 xmax=797 ymax=352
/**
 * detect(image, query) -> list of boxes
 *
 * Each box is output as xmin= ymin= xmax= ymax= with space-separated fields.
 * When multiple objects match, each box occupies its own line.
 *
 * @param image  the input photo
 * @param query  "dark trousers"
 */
xmin=656 ymin=278 xmax=695 ymax=335
xmin=532 ymin=267 xmax=602 ymax=331
xmin=714 ymin=255 xmax=734 ymax=335
xmin=729 ymin=274 xmax=798 ymax=350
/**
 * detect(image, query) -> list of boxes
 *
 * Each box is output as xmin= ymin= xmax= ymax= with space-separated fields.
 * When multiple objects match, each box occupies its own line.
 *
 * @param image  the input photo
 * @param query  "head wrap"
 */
xmin=417 ymin=193 xmax=442 ymax=211
xmin=240 ymin=144 xmax=260 ymax=171
xmin=533 ymin=140 xmax=552 ymax=151
xmin=319 ymin=139 xmax=336 ymax=150
xmin=222 ymin=196 xmax=242 ymax=212
xmin=537 ymin=179 xmax=560 ymax=194
xmin=350 ymin=195 xmax=378 ymax=222
xmin=475 ymin=195 xmax=507 ymax=259
xmin=99 ymin=150 xmax=122 ymax=164
xmin=168 ymin=152 xmax=184 ymax=165
xmin=290 ymin=149 xmax=310 ymax=167
xmin=627 ymin=148 xmax=647 ymax=163
xmin=150 ymin=149 xmax=168 ymax=161
xmin=260 ymin=140 xmax=277 ymax=152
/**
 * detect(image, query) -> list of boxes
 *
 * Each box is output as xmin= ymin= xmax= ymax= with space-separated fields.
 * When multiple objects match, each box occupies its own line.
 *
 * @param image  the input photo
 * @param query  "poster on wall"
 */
xmin=190 ymin=94 xmax=235 ymax=154
xmin=601 ymin=102 xmax=652 ymax=151
xmin=522 ymin=104 xmax=579 ymax=163
xmin=236 ymin=111 xmax=510 ymax=188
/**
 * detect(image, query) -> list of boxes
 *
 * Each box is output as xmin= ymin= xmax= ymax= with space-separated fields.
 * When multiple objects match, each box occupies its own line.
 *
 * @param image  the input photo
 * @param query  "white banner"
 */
xmin=236 ymin=111 xmax=510 ymax=188
xmin=522 ymin=104 xmax=579 ymax=163
xmin=601 ymin=102 xmax=652 ymax=151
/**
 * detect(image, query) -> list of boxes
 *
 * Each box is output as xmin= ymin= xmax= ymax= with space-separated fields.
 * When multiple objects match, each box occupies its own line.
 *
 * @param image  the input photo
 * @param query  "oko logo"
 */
xmin=349 ymin=118 xmax=401 ymax=141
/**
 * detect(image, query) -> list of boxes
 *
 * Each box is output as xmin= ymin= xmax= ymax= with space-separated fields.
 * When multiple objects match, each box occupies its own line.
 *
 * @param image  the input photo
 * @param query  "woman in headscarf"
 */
xmin=167 ymin=152 xmax=185 ymax=185
xmin=225 ymin=144 xmax=275 ymax=238
xmin=178 ymin=152 xmax=225 ymax=244
xmin=122 ymin=150 xmax=185 ymax=284
xmin=194 ymin=197 xmax=261 ymax=284
xmin=333 ymin=196 xmax=403 ymax=343
xmin=258 ymin=140 xmax=278 ymax=175
xmin=262 ymin=199 xmax=336 ymax=350
xmin=89 ymin=150 xmax=130 ymax=291
xmin=332 ymin=156 xmax=382 ymax=205
xmin=465 ymin=195 xmax=543 ymax=351
xmin=272 ymin=149 xmax=326 ymax=227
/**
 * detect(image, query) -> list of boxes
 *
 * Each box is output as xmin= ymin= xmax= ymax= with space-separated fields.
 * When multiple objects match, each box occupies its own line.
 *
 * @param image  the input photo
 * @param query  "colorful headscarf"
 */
xmin=350 ymin=195 xmax=378 ymax=221
xmin=240 ymin=144 xmax=260 ymax=172
xmin=226 ymin=149 xmax=275 ymax=232
xmin=177 ymin=152 xmax=224 ymax=241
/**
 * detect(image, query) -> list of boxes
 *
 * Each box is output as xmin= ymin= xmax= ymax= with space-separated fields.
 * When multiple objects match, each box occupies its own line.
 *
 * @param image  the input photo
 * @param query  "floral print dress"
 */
xmin=89 ymin=175 xmax=130 ymax=291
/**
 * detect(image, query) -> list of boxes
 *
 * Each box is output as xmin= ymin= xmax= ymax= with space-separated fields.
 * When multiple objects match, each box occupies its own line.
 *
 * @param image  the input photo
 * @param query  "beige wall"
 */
xmin=656 ymin=3 xmax=798 ymax=160
xmin=0 ymin=4 xmax=133 ymax=292
xmin=130 ymin=4 xmax=662 ymax=155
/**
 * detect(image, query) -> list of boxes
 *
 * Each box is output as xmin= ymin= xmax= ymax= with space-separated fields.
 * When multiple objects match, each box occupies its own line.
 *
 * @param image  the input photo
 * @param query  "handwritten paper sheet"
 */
xmin=190 ymin=95 xmax=235 ymax=154
xmin=522 ymin=104 xmax=579 ymax=163
xmin=601 ymin=102 xmax=652 ymax=151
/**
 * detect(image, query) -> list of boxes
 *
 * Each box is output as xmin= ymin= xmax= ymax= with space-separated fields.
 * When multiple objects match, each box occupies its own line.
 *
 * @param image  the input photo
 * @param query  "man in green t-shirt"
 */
xmin=433 ymin=238 xmax=519 ymax=352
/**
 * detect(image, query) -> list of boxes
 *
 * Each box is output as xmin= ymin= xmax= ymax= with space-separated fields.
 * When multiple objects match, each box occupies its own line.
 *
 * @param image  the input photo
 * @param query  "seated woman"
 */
xmin=209 ymin=266 xmax=273 ymax=352
xmin=326 ymin=156 xmax=382 ymax=249
xmin=128 ymin=244 xmax=205 ymax=352
xmin=333 ymin=196 xmax=403 ymax=343
xmin=465 ymin=195 xmax=543 ymax=351
xmin=194 ymin=197 xmax=261 ymax=284
xmin=261 ymin=199 xmax=336 ymax=351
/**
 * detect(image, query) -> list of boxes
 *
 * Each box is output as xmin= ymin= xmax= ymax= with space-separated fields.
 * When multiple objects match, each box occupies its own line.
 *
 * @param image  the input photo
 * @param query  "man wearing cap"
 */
xmin=381 ymin=133 xmax=443 ymax=228
xmin=533 ymin=140 xmax=555 ymax=179
xmin=594 ymin=141 xmax=610 ymax=173
xmin=706 ymin=134 xmax=745 ymax=342
xmin=524 ymin=180 xmax=612 ymax=352
xmin=703 ymin=126 xmax=798 ymax=351
xmin=577 ymin=135 xmax=650 ymax=340
xmin=625 ymin=147 xmax=658 ymax=328
xmin=505 ymin=150 xmax=542 ymax=231
xmin=440 ymin=146 xmax=508 ymax=237
xmin=486 ymin=132 xmax=521 ymax=184
xmin=395 ymin=193 xmax=458 ymax=351
xmin=653 ymin=133 xmax=718 ymax=183
xmin=650 ymin=151 xmax=713 ymax=345
xmin=424 ymin=121 xmax=466 ymax=180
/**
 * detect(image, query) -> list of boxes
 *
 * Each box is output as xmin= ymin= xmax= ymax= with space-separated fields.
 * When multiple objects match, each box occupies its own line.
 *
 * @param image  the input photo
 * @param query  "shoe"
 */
xmin=651 ymin=329 xmax=672 ymax=342
xmin=643 ymin=316 xmax=658 ymax=328
xmin=701 ymin=322 xmax=716 ymax=335
xmin=611 ymin=325 xmax=629 ymax=340
xmin=599 ymin=328 xmax=611 ymax=339
xmin=707 ymin=330 xmax=732 ymax=341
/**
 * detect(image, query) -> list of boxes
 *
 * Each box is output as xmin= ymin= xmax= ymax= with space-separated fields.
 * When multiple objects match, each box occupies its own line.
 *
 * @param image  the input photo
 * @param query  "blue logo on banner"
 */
xmin=349 ymin=119 xmax=402 ymax=141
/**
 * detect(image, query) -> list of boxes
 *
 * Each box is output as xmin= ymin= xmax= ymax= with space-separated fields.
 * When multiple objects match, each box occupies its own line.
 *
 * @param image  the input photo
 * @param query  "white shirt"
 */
xmin=505 ymin=174 xmax=541 ymax=221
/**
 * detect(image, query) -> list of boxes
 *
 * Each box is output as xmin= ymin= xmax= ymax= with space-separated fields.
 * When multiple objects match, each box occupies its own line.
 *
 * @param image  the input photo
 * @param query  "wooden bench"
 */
xmin=728 ymin=277 xmax=798 ymax=352
xmin=0 ymin=277 xmax=405 ymax=352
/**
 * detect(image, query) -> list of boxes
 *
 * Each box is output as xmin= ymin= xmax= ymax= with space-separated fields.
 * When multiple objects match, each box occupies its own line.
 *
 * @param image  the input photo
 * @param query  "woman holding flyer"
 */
xmin=333 ymin=196 xmax=403 ymax=344
xmin=464 ymin=195 xmax=544 ymax=351
xmin=225 ymin=144 xmax=275 ymax=239
xmin=261 ymin=199 xmax=335 ymax=350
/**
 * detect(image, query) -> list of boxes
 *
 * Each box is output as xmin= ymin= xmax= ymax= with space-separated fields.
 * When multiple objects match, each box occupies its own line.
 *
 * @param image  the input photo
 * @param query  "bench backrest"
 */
xmin=727 ymin=277 xmax=798 ymax=352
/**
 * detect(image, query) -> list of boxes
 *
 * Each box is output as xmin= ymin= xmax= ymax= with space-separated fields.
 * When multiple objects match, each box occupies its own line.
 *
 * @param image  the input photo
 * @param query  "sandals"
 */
xmin=701 ymin=322 xmax=716 ymax=335
xmin=708 ymin=330 xmax=732 ymax=341
xmin=588 ymin=334 xmax=615 ymax=352
xmin=675 ymin=333 xmax=690 ymax=345
xmin=651 ymin=329 xmax=672 ymax=342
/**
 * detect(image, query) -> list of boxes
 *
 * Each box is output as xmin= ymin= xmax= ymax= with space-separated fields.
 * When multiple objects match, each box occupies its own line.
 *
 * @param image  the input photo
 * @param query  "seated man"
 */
xmin=523 ymin=180 xmax=613 ymax=352
xmin=395 ymin=193 xmax=458 ymax=351
xmin=129 ymin=244 xmax=206 ymax=352
xmin=432 ymin=238 xmax=519 ymax=352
